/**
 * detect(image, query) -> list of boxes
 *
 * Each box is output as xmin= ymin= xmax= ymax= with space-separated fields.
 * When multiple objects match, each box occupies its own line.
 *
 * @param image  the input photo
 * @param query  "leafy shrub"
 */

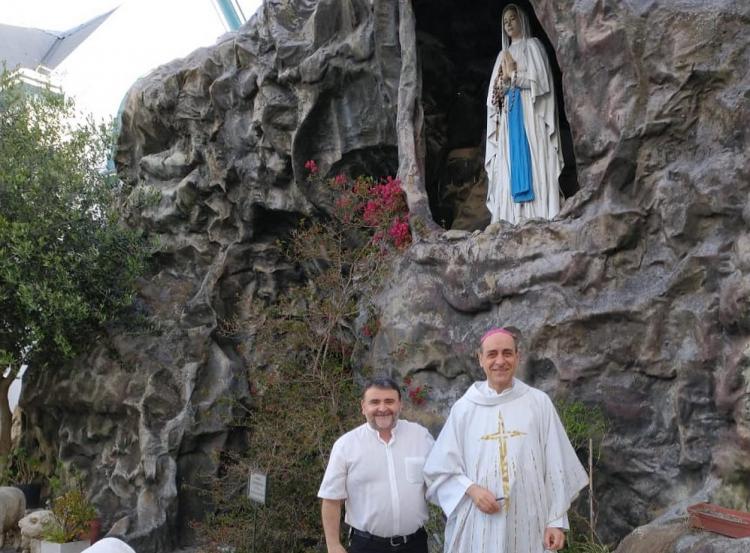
xmin=192 ymin=168 xmax=411 ymax=552
xmin=42 ymin=488 xmax=97 ymax=543
xmin=1 ymin=447 xmax=43 ymax=484
xmin=556 ymin=400 xmax=610 ymax=552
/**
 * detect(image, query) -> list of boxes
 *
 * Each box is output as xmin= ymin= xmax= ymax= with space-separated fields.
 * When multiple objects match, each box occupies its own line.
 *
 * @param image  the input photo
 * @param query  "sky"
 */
xmin=0 ymin=0 xmax=260 ymax=31
xmin=0 ymin=0 xmax=261 ymax=122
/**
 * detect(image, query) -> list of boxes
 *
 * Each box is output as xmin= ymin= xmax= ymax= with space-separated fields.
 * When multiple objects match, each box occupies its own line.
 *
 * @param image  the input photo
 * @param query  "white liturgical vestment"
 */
xmin=424 ymin=379 xmax=587 ymax=553
xmin=318 ymin=420 xmax=434 ymax=537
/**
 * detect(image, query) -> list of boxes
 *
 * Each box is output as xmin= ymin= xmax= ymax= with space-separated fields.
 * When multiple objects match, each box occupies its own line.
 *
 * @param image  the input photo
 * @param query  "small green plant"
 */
xmin=556 ymin=399 xmax=610 ymax=552
xmin=1 ymin=447 xmax=43 ymax=484
xmin=425 ymin=504 xmax=446 ymax=553
xmin=563 ymin=513 xmax=612 ymax=553
xmin=42 ymin=488 xmax=96 ymax=543
xmin=563 ymin=540 xmax=612 ymax=553
xmin=556 ymin=400 xmax=607 ymax=456
xmin=48 ymin=460 xmax=87 ymax=497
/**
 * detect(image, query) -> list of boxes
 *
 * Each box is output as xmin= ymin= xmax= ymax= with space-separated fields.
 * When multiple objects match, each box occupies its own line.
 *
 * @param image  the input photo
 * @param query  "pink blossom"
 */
xmin=304 ymin=159 xmax=319 ymax=174
xmin=333 ymin=173 xmax=347 ymax=186
xmin=409 ymin=386 xmax=425 ymax=405
xmin=388 ymin=216 xmax=411 ymax=248
xmin=370 ymin=177 xmax=404 ymax=211
xmin=363 ymin=200 xmax=382 ymax=227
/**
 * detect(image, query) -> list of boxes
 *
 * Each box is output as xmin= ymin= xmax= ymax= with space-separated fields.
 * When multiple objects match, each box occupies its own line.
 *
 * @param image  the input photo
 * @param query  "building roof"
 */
xmin=0 ymin=25 xmax=57 ymax=70
xmin=0 ymin=8 xmax=116 ymax=71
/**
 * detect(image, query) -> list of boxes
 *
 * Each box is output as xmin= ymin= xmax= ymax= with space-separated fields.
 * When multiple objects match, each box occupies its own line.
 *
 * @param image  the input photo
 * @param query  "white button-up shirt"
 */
xmin=318 ymin=419 xmax=435 ymax=537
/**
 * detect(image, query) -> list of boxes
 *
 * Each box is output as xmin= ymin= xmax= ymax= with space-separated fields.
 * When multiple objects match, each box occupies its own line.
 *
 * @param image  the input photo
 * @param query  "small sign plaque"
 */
xmin=247 ymin=472 xmax=267 ymax=505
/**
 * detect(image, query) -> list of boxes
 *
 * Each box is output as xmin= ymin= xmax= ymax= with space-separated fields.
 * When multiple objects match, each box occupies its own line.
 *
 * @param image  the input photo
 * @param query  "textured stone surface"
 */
xmin=616 ymin=521 xmax=750 ymax=553
xmin=17 ymin=0 xmax=750 ymax=551
xmin=614 ymin=495 xmax=750 ymax=553
xmin=372 ymin=0 xmax=750 ymax=546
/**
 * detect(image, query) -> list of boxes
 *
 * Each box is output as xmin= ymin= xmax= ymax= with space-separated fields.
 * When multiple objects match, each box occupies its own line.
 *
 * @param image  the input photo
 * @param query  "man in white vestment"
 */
xmin=319 ymin=376 xmax=435 ymax=553
xmin=424 ymin=328 xmax=588 ymax=552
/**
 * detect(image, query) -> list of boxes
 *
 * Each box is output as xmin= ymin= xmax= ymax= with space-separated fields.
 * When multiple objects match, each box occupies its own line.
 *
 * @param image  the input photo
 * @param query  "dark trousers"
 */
xmin=348 ymin=529 xmax=428 ymax=553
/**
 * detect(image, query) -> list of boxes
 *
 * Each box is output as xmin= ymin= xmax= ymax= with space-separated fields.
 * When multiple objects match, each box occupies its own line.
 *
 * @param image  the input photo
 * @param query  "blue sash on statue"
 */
xmin=506 ymin=87 xmax=534 ymax=203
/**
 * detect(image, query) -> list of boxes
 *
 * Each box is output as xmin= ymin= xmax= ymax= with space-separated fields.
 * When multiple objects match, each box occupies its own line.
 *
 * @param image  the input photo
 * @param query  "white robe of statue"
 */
xmin=485 ymin=6 xmax=563 ymax=225
xmin=424 ymin=379 xmax=588 ymax=553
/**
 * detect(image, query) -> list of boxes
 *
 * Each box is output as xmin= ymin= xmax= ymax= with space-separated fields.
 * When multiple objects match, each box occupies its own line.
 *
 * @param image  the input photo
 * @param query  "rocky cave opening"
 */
xmin=414 ymin=0 xmax=579 ymax=231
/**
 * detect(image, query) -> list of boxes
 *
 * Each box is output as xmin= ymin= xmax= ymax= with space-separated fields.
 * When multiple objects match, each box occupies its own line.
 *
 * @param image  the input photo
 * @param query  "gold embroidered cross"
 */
xmin=481 ymin=410 xmax=526 ymax=508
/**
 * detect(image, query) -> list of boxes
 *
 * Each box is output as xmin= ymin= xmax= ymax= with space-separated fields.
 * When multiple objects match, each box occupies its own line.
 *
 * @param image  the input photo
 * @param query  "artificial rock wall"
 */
xmin=20 ymin=0 xmax=750 ymax=551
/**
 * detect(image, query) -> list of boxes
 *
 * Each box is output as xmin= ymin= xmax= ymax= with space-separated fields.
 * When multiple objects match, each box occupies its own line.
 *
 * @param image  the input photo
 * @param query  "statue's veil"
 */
xmin=501 ymin=4 xmax=532 ymax=50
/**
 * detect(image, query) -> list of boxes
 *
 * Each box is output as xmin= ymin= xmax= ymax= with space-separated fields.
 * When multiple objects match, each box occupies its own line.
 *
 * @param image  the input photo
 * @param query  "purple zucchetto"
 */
xmin=480 ymin=327 xmax=516 ymax=345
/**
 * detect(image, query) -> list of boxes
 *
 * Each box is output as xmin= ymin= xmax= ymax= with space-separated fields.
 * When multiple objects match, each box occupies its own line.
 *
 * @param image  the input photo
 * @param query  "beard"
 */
xmin=368 ymin=410 xmax=400 ymax=431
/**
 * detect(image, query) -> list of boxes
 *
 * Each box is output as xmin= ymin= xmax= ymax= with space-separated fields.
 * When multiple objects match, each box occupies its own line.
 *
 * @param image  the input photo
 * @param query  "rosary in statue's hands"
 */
xmin=501 ymin=50 xmax=517 ymax=83
xmin=466 ymin=484 xmax=502 ymax=514
xmin=492 ymin=50 xmax=518 ymax=110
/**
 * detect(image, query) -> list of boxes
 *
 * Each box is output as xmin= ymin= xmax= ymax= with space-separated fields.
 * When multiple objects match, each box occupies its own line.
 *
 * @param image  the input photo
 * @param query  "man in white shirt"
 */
xmin=424 ymin=328 xmax=588 ymax=552
xmin=319 ymin=376 xmax=435 ymax=553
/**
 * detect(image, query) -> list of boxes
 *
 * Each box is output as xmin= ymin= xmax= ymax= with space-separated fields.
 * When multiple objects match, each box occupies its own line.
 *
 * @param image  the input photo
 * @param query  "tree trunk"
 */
xmin=0 ymin=372 xmax=15 ymax=456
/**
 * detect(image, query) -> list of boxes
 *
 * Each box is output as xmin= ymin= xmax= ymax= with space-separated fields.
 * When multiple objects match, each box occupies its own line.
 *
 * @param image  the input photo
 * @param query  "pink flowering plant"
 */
xmin=307 ymin=163 xmax=412 ymax=250
xmin=202 ymin=161 xmax=416 ymax=553
xmin=403 ymin=376 xmax=430 ymax=406
xmin=195 ymin=158 xmax=423 ymax=552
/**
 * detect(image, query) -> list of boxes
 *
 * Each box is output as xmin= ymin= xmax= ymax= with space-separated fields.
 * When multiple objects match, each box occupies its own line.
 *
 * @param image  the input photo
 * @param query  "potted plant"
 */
xmin=40 ymin=487 xmax=97 ymax=553
xmin=3 ymin=447 xmax=44 ymax=508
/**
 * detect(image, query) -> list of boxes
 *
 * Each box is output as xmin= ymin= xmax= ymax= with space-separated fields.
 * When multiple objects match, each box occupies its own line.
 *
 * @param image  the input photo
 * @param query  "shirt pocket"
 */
xmin=404 ymin=456 xmax=426 ymax=485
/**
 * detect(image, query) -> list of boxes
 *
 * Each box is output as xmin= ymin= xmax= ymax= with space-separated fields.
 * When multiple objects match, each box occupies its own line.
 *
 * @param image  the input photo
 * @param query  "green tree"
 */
xmin=0 ymin=70 xmax=150 ymax=456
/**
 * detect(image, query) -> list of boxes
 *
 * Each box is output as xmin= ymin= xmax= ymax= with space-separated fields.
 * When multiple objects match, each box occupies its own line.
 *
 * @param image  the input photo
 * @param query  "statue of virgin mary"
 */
xmin=485 ymin=4 xmax=563 ymax=225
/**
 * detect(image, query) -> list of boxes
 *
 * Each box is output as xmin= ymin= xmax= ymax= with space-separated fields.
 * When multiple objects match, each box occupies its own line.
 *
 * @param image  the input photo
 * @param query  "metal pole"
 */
xmin=589 ymin=437 xmax=594 ymax=542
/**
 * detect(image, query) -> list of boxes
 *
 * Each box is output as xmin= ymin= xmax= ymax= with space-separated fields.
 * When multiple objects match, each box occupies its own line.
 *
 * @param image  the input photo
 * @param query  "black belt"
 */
xmin=350 ymin=527 xmax=426 ymax=547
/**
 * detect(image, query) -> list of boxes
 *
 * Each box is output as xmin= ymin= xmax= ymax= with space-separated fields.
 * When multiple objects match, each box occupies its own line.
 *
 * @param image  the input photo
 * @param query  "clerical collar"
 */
xmin=479 ymin=380 xmax=514 ymax=397
xmin=464 ymin=378 xmax=530 ymax=406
